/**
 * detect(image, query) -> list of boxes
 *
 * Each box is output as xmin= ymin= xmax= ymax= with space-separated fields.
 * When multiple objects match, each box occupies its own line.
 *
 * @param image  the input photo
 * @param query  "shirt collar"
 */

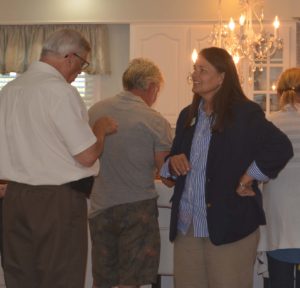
xmin=198 ymin=99 xmax=210 ymax=117
xmin=29 ymin=61 xmax=67 ymax=82
xmin=119 ymin=90 xmax=148 ymax=106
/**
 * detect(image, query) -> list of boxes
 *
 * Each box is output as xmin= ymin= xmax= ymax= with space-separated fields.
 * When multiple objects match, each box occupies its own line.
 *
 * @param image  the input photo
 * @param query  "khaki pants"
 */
xmin=3 ymin=182 xmax=88 ymax=288
xmin=174 ymin=227 xmax=259 ymax=288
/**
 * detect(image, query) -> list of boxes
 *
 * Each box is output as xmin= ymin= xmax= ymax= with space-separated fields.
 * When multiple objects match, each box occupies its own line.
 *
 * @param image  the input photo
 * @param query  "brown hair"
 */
xmin=185 ymin=47 xmax=248 ymax=132
xmin=277 ymin=68 xmax=300 ymax=109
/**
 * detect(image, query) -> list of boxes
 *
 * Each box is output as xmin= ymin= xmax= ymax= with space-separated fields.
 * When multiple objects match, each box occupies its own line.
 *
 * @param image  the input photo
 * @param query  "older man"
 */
xmin=0 ymin=29 xmax=117 ymax=288
xmin=88 ymin=58 xmax=173 ymax=288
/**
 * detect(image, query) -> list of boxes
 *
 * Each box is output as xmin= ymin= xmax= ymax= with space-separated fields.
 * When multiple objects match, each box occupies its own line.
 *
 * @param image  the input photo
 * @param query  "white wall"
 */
xmin=0 ymin=0 xmax=299 ymax=24
xmin=1 ymin=0 xmax=298 ymax=103
xmin=99 ymin=24 xmax=130 ymax=100
xmin=0 ymin=2 xmax=297 ymax=287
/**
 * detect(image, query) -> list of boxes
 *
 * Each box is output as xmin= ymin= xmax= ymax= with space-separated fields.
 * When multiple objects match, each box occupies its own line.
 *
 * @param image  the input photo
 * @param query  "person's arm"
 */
xmin=160 ymin=107 xmax=191 ymax=187
xmin=74 ymin=116 xmax=118 ymax=167
xmin=252 ymin=106 xmax=293 ymax=178
xmin=236 ymin=161 xmax=270 ymax=197
xmin=159 ymin=158 xmax=174 ymax=187
xmin=236 ymin=104 xmax=293 ymax=196
xmin=155 ymin=151 xmax=170 ymax=172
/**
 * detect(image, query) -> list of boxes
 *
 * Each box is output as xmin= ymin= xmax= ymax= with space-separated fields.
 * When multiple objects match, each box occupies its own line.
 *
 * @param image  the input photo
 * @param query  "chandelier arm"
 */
xmin=251 ymin=9 xmax=264 ymax=31
xmin=208 ymin=0 xmax=283 ymax=85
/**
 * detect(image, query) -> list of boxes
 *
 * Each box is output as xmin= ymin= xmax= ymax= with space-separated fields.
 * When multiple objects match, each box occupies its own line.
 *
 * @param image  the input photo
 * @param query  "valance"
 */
xmin=0 ymin=24 xmax=110 ymax=75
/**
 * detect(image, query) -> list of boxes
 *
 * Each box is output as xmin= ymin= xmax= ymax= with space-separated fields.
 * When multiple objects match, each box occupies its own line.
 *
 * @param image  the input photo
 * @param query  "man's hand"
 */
xmin=74 ymin=117 xmax=118 ymax=167
xmin=93 ymin=116 xmax=118 ymax=136
xmin=161 ymin=177 xmax=175 ymax=188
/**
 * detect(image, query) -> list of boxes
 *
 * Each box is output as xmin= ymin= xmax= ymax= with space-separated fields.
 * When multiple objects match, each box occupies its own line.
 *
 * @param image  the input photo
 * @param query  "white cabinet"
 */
xmin=130 ymin=24 xmax=192 ymax=127
xmin=130 ymin=24 xmax=214 ymax=126
xmin=130 ymin=22 xmax=296 ymax=123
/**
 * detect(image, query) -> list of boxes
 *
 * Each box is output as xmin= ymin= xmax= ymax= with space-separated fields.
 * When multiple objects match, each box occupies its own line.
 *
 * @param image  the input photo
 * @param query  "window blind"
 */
xmin=0 ymin=73 xmax=96 ymax=109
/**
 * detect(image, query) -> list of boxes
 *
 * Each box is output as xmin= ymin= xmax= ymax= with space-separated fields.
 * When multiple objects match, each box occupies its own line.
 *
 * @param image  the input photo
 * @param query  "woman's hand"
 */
xmin=236 ymin=174 xmax=255 ymax=197
xmin=169 ymin=154 xmax=191 ymax=177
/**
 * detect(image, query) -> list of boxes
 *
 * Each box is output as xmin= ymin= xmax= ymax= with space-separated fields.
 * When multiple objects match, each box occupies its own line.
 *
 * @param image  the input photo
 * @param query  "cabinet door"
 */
xmin=130 ymin=24 xmax=190 ymax=126
xmin=190 ymin=24 xmax=213 ymax=53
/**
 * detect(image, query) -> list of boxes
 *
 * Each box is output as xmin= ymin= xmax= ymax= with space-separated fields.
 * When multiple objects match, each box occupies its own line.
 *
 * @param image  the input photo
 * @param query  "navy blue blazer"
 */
xmin=169 ymin=99 xmax=293 ymax=245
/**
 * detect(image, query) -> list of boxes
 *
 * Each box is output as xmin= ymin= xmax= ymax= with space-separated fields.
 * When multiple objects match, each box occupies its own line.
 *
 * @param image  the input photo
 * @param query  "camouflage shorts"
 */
xmin=89 ymin=198 xmax=160 ymax=287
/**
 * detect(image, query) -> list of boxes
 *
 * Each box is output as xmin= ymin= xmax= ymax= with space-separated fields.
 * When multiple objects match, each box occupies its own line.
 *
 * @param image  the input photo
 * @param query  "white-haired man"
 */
xmin=0 ymin=29 xmax=117 ymax=288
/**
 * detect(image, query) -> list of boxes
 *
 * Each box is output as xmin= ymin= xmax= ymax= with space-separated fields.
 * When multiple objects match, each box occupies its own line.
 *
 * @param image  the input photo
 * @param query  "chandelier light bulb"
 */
xmin=273 ymin=16 xmax=280 ymax=37
xmin=191 ymin=49 xmax=198 ymax=64
xmin=228 ymin=17 xmax=236 ymax=31
xmin=273 ymin=16 xmax=280 ymax=29
xmin=233 ymin=54 xmax=240 ymax=64
xmin=260 ymin=10 xmax=264 ymax=22
xmin=239 ymin=14 xmax=246 ymax=26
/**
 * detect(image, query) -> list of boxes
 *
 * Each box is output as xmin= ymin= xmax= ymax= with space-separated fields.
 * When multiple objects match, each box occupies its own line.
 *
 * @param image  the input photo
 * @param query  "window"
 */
xmin=71 ymin=73 xmax=99 ymax=109
xmin=0 ymin=72 xmax=17 ymax=90
xmin=0 ymin=72 xmax=98 ymax=109
xmin=252 ymin=49 xmax=283 ymax=115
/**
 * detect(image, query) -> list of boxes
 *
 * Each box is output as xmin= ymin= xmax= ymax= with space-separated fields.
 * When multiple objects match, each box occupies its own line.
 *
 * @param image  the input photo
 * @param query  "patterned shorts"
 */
xmin=89 ymin=198 xmax=160 ymax=287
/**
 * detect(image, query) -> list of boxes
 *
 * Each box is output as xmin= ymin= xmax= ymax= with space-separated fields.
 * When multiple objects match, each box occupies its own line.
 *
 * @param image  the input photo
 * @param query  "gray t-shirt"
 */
xmin=88 ymin=91 xmax=173 ymax=217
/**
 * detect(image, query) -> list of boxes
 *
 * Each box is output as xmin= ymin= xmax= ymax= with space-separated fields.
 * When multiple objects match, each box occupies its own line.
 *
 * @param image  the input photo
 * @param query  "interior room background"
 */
xmin=0 ymin=1 xmax=300 ymax=288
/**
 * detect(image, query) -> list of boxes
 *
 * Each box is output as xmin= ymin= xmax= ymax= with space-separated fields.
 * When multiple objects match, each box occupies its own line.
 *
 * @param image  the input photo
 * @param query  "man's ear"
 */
xmin=148 ymin=82 xmax=156 ymax=93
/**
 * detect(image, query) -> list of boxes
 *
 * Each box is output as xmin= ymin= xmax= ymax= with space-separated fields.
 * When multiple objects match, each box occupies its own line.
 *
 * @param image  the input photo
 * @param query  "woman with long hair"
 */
xmin=160 ymin=47 xmax=293 ymax=288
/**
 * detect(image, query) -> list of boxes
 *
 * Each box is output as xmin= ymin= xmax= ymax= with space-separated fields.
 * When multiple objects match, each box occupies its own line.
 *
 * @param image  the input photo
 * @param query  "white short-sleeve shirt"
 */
xmin=0 ymin=61 xmax=99 ymax=185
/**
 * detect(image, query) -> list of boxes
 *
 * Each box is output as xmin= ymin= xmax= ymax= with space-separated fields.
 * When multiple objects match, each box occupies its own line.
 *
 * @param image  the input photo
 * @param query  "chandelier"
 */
xmin=208 ymin=0 xmax=283 ymax=83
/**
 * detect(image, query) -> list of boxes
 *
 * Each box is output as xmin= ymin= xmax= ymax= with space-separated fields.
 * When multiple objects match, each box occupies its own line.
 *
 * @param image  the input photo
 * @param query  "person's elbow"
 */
xmin=76 ymin=155 xmax=97 ymax=167
xmin=74 ymin=143 xmax=99 ymax=167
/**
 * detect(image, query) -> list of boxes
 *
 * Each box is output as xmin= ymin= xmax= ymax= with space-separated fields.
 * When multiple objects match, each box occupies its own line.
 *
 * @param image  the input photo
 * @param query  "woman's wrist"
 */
xmin=239 ymin=174 xmax=254 ymax=185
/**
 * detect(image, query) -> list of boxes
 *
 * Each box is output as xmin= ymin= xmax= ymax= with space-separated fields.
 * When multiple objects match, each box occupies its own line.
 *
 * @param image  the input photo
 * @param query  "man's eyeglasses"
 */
xmin=73 ymin=53 xmax=90 ymax=70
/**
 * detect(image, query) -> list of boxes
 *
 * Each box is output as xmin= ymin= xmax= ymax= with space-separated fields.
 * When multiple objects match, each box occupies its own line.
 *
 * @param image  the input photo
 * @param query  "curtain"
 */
xmin=0 ymin=24 xmax=110 ymax=75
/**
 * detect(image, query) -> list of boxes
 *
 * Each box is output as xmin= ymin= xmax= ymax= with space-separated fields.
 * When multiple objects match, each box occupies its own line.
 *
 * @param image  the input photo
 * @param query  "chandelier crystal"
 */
xmin=209 ymin=0 xmax=283 ymax=83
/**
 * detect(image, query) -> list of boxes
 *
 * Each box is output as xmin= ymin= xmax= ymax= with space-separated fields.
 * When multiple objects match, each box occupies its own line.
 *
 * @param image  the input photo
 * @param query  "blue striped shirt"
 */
xmin=160 ymin=103 xmax=269 ymax=237
xmin=177 ymin=105 xmax=212 ymax=236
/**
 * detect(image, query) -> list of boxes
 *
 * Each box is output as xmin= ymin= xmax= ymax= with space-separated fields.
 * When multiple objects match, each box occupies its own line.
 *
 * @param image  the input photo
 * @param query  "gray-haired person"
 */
xmin=0 ymin=28 xmax=117 ymax=288
xmin=88 ymin=58 xmax=173 ymax=288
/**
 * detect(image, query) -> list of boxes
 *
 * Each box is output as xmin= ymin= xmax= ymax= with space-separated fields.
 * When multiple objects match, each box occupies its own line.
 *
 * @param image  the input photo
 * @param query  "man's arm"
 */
xmin=155 ymin=151 xmax=170 ymax=172
xmin=155 ymin=151 xmax=176 ymax=187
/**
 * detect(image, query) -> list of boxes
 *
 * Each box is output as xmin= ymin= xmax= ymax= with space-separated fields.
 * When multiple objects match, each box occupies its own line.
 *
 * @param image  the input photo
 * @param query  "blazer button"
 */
xmin=207 ymin=203 xmax=212 ymax=208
